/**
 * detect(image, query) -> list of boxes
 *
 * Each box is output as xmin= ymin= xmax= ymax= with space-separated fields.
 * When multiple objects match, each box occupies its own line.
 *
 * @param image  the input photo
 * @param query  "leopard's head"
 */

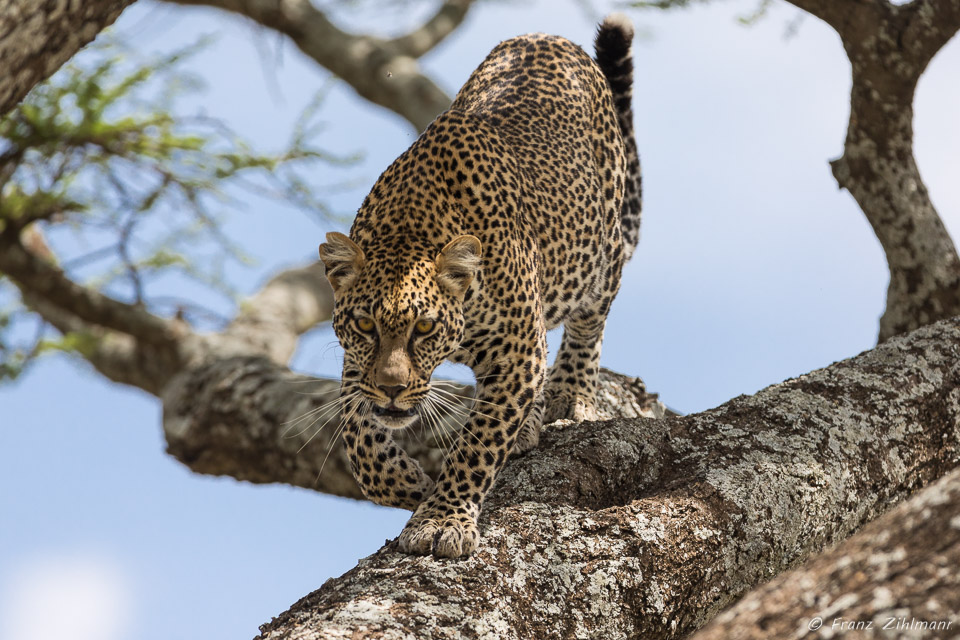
xmin=318 ymin=231 xmax=482 ymax=429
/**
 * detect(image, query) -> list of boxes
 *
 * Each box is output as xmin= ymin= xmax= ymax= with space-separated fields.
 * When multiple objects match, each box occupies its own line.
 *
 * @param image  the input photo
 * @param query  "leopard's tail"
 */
xmin=594 ymin=13 xmax=642 ymax=262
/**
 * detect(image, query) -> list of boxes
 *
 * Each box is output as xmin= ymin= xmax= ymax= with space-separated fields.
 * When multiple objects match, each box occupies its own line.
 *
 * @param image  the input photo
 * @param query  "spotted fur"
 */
xmin=319 ymin=14 xmax=641 ymax=558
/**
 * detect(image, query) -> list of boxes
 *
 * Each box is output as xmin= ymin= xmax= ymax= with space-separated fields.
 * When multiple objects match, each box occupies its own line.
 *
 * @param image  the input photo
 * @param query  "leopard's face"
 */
xmin=320 ymin=232 xmax=482 ymax=430
xmin=333 ymin=273 xmax=465 ymax=430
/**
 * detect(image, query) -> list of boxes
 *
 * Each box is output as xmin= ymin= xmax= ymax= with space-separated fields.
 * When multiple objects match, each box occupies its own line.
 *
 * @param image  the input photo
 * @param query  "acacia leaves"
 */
xmin=0 ymin=35 xmax=356 ymax=381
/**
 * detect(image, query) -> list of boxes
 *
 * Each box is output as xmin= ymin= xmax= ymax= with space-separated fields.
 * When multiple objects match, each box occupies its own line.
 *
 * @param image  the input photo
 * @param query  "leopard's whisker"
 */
xmin=313 ymin=395 xmax=368 ymax=484
xmin=430 ymin=388 xmax=507 ymax=424
xmin=420 ymin=396 xmax=453 ymax=453
xmin=281 ymin=391 xmax=358 ymax=439
xmin=428 ymin=395 xmax=498 ymax=458
xmin=315 ymin=404 xmax=357 ymax=482
xmin=418 ymin=397 xmax=440 ymax=447
xmin=282 ymin=391 xmax=350 ymax=425
xmin=291 ymin=390 xmax=341 ymax=397
xmin=296 ymin=391 xmax=362 ymax=453
xmin=429 ymin=380 xmax=471 ymax=390
xmin=314 ymin=419 xmax=348 ymax=482
xmin=429 ymin=395 xmax=477 ymax=459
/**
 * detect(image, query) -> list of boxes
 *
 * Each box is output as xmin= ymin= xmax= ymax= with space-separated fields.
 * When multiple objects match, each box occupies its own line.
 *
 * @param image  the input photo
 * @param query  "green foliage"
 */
xmin=0 ymin=34 xmax=357 ymax=381
xmin=0 ymin=300 xmax=28 ymax=382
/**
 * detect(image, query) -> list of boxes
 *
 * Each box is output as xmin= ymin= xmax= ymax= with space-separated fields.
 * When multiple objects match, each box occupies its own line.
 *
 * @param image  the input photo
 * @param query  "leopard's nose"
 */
xmin=378 ymin=384 xmax=406 ymax=399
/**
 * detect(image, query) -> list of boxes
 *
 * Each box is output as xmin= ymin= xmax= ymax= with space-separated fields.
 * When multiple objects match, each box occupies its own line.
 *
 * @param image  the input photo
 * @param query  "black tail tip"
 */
xmin=596 ymin=12 xmax=635 ymax=50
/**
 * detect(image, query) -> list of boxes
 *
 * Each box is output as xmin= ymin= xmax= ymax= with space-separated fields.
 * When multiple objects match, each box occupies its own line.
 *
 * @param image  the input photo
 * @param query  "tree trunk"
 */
xmin=254 ymin=316 xmax=960 ymax=640
xmin=0 ymin=0 xmax=136 ymax=116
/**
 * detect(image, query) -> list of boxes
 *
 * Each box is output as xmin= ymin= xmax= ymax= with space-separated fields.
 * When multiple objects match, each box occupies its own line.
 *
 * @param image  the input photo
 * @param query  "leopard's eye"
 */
xmin=356 ymin=317 xmax=376 ymax=333
xmin=414 ymin=319 xmax=436 ymax=335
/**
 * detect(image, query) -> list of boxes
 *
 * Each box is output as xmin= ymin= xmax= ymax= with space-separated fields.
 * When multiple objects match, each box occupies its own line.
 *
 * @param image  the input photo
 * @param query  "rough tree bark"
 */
xmin=0 ymin=0 xmax=136 ymax=117
xmin=785 ymin=0 xmax=960 ymax=342
xmin=253 ymin=316 xmax=960 ymax=640
xmin=691 ymin=465 xmax=960 ymax=640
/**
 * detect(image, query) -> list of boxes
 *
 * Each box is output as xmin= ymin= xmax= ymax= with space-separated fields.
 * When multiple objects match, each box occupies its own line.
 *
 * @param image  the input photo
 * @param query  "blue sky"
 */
xmin=1 ymin=1 xmax=959 ymax=639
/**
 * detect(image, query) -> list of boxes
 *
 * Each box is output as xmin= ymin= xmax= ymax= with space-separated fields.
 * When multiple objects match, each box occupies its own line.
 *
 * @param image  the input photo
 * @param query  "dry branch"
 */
xmin=0 ymin=231 xmax=180 ymax=346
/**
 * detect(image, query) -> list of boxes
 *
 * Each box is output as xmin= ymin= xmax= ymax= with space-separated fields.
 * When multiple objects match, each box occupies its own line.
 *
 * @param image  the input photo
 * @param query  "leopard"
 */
xmin=318 ymin=13 xmax=642 ymax=559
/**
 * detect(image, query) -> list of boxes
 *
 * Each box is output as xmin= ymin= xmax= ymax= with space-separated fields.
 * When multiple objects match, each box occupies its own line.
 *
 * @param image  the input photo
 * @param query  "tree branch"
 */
xmin=161 ymin=362 xmax=665 ymax=499
xmin=903 ymin=0 xmax=960 ymax=69
xmin=0 ymin=0 xmax=136 ymax=117
xmin=212 ymin=261 xmax=334 ymax=365
xmin=387 ymin=0 xmax=473 ymax=58
xmin=161 ymin=0 xmax=475 ymax=130
xmin=20 ymin=292 xmax=179 ymax=395
xmin=158 ymin=262 xmax=666 ymax=501
xmin=0 ymin=228 xmax=181 ymax=347
xmin=691 ymin=465 xmax=960 ymax=640
xmin=784 ymin=0 xmax=960 ymax=342
xmin=781 ymin=0 xmax=881 ymax=41
xmin=254 ymin=315 xmax=960 ymax=639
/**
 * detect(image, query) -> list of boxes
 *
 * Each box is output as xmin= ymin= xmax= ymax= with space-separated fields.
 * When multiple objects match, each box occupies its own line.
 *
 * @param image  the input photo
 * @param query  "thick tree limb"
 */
xmin=691 ymin=465 xmax=960 ymax=640
xmin=0 ymin=0 xmax=136 ymax=117
xmin=162 ymin=0 xmax=475 ymax=130
xmin=387 ymin=0 xmax=474 ymax=58
xmin=1 ymin=227 xmax=183 ymax=393
xmin=254 ymin=315 xmax=960 ymax=640
xmin=161 ymin=363 xmax=665 ymax=499
xmin=210 ymin=262 xmax=334 ymax=365
xmin=785 ymin=0 xmax=960 ymax=342
xmin=905 ymin=0 xmax=960 ymax=66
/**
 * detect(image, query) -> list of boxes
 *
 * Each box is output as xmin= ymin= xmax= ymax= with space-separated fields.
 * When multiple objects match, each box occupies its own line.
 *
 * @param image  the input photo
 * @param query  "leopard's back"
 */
xmin=447 ymin=32 xmax=629 ymax=328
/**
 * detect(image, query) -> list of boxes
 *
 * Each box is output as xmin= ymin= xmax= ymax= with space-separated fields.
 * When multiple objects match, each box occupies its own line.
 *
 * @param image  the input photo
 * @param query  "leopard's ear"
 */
xmin=435 ymin=235 xmax=482 ymax=298
xmin=319 ymin=232 xmax=365 ymax=296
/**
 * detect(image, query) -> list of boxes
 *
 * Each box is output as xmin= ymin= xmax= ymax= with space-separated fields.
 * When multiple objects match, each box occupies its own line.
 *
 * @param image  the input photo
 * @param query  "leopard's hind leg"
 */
xmin=543 ymin=310 xmax=607 ymax=423
xmin=514 ymin=395 xmax=544 ymax=453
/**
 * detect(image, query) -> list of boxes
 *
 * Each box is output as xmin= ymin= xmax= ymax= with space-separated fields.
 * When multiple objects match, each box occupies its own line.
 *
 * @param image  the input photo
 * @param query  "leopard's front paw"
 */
xmin=397 ymin=509 xmax=479 ymax=558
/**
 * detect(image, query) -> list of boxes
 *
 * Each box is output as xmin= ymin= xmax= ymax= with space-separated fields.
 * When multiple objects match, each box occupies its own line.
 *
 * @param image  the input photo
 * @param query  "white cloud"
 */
xmin=0 ymin=553 xmax=132 ymax=640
